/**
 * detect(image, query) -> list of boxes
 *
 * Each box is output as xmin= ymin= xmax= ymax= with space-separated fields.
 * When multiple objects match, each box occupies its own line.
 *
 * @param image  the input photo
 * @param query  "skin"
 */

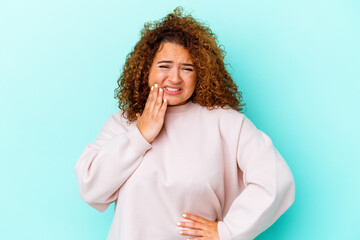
xmin=136 ymin=42 xmax=197 ymax=144
xmin=148 ymin=41 xmax=197 ymax=106
xmin=177 ymin=213 xmax=220 ymax=240
xmin=136 ymin=42 xmax=220 ymax=239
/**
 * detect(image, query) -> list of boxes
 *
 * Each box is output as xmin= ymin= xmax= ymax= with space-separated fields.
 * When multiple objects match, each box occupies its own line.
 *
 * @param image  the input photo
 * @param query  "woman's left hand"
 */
xmin=177 ymin=213 xmax=219 ymax=240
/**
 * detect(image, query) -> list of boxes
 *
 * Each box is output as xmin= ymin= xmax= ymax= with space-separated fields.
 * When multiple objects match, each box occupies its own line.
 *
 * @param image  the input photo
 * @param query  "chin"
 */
xmin=168 ymin=100 xmax=187 ymax=106
xmin=167 ymin=101 xmax=180 ymax=106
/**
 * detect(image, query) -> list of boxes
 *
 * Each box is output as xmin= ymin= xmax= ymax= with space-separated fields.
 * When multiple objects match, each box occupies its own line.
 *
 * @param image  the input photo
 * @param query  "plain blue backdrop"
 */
xmin=0 ymin=0 xmax=359 ymax=239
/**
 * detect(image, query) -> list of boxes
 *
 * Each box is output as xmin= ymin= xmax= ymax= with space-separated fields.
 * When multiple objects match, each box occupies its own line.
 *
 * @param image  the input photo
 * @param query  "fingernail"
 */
xmin=164 ymin=98 xmax=167 ymax=103
xmin=176 ymin=222 xmax=181 ymax=226
xmin=182 ymin=213 xmax=187 ymax=218
xmin=159 ymin=88 xmax=163 ymax=92
xmin=151 ymin=86 xmax=154 ymax=91
xmin=154 ymin=83 xmax=158 ymax=88
xmin=179 ymin=230 xmax=183 ymax=234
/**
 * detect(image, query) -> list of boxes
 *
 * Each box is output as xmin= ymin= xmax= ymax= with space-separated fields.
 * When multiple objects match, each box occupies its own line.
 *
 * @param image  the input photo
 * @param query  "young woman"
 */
xmin=75 ymin=7 xmax=295 ymax=240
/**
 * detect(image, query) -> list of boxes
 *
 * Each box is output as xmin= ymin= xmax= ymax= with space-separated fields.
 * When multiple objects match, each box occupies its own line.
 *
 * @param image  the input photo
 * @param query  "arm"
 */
xmin=217 ymin=116 xmax=295 ymax=240
xmin=74 ymin=113 xmax=151 ymax=212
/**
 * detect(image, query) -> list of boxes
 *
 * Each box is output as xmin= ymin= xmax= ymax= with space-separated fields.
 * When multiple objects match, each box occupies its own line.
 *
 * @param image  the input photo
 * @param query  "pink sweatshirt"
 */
xmin=75 ymin=101 xmax=295 ymax=240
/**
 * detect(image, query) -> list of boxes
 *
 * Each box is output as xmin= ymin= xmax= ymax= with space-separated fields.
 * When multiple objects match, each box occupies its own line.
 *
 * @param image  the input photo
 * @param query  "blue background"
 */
xmin=1 ymin=0 xmax=359 ymax=239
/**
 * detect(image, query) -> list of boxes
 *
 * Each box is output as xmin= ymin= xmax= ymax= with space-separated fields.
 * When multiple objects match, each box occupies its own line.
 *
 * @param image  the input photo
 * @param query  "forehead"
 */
xmin=154 ymin=42 xmax=193 ymax=63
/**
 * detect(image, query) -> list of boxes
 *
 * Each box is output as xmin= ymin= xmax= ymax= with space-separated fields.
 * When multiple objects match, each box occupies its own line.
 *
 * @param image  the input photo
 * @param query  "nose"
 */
xmin=168 ymin=68 xmax=181 ymax=84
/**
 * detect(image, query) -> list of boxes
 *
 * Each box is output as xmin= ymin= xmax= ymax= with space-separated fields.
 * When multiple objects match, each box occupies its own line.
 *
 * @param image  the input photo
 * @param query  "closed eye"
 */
xmin=159 ymin=65 xmax=170 ymax=69
xmin=182 ymin=68 xmax=193 ymax=71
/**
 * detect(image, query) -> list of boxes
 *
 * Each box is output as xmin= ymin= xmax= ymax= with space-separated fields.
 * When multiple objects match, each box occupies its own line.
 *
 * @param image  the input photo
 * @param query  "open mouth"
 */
xmin=164 ymin=86 xmax=183 ymax=95
xmin=164 ymin=87 xmax=182 ymax=92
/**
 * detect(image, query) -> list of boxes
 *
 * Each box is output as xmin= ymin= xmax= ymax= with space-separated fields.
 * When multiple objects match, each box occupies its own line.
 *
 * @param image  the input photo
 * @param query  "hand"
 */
xmin=136 ymin=84 xmax=167 ymax=143
xmin=177 ymin=213 xmax=219 ymax=240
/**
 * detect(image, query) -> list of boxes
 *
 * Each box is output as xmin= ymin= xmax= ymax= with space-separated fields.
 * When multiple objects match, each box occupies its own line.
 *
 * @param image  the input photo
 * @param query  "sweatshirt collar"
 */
xmin=165 ymin=100 xmax=196 ymax=114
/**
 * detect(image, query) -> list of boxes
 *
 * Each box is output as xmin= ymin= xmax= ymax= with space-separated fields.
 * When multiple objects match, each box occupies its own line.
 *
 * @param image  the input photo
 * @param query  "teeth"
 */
xmin=165 ymin=87 xmax=181 ymax=92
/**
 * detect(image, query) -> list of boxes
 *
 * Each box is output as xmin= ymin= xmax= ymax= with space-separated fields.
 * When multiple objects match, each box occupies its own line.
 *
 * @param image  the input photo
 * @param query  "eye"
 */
xmin=159 ymin=65 xmax=169 ymax=69
xmin=182 ymin=68 xmax=193 ymax=72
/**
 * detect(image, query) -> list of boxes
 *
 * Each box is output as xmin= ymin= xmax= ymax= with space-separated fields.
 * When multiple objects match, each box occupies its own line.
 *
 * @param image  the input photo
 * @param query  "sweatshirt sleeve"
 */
xmin=217 ymin=116 xmax=295 ymax=240
xmin=74 ymin=112 xmax=152 ymax=212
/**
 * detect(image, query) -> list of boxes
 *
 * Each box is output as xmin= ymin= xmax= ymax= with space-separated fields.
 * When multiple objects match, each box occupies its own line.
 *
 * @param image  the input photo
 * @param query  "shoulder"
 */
xmin=195 ymin=103 xmax=259 ymax=135
xmin=102 ymin=110 xmax=136 ymax=132
xmin=196 ymin=104 xmax=246 ymax=123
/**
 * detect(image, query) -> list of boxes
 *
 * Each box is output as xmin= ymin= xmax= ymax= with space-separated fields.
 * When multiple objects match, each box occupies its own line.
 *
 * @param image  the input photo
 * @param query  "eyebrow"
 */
xmin=157 ymin=60 xmax=194 ymax=67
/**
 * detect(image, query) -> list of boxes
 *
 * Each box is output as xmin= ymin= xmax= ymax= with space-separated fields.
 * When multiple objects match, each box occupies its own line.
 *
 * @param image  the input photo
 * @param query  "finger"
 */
xmin=179 ymin=229 xmax=204 ymax=237
xmin=148 ymin=83 xmax=159 ymax=112
xmin=144 ymin=85 xmax=155 ymax=111
xmin=158 ymin=98 xmax=167 ymax=118
xmin=154 ymin=88 xmax=167 ymax=115
xmin=154 ymin=87 xmax=164 ymax=114
xmin=177 ymin=221 xmax=203 ymax=230
xmin=182 ymin=213 xmax=207 ymax=224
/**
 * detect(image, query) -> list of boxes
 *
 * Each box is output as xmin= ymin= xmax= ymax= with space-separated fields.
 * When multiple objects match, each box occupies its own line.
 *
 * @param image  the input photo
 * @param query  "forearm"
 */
xmin=75 ymin=127 xmax=151 ymax=207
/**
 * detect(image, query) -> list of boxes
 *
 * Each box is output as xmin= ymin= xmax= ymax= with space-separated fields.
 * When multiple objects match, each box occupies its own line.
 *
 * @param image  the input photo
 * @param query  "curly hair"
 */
xmin=114 ymin=6 xmax=245 ymax=122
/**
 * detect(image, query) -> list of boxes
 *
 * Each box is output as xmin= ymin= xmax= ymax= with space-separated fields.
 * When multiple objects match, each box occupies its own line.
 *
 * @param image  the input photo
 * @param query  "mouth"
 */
xmin=163 ymin=86 xmax=183 ymax=95
xmin=164 ymin=86 xmax=182 ymax=92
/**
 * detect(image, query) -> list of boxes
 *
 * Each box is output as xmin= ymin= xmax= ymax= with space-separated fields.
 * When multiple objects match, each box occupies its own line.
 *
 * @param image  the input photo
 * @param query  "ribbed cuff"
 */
xmin=127 ymin=127 xmax=152 ymax=155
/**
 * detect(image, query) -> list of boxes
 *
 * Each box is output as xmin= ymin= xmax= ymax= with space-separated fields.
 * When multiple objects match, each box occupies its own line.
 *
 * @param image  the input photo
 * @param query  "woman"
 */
xmin=75 ymin=7 xmax=295 ymax=240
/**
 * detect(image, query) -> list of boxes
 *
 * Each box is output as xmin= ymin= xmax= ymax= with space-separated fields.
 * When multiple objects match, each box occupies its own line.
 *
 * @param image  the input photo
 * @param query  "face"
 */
xmin=148 ymin=42 xmax=197 ymax=106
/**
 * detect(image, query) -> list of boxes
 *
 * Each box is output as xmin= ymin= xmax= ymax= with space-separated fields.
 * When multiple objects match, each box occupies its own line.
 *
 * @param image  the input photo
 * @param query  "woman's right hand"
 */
xmin=136 ymin=83 xmax=168 ymax=143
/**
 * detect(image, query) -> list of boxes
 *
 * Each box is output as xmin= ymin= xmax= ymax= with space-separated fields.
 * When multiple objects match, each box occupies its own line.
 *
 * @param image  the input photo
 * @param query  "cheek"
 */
xmin=189 ymin=75 xmax=197 ymax=90
xmin=182 ymin=72 xmax=196 ymax=85
xmin=149 ymin=71 xmax=167 ymax=85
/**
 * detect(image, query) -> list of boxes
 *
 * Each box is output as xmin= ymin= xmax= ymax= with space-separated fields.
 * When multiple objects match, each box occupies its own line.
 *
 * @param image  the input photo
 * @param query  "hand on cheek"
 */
xmin=136 ymin=84 xmax=167 ymax=143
